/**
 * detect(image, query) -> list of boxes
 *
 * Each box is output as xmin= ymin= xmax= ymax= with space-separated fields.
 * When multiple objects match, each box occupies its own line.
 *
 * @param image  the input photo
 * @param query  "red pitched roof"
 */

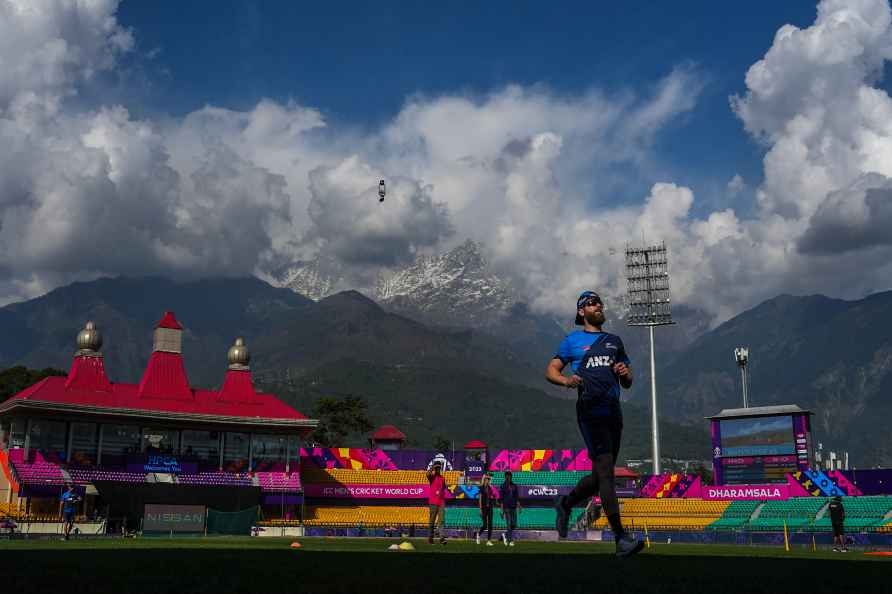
xmin=65 ymin=356 xmax=111 ymax=392
xmin=138 ymin=351 xmax=191 ymax=400
xmin=3 ymin=375 xmax=307 ymax=422
xmin=218 ymin=370 xmax=257 ymax=403
xmin=1 ymin=311 xmax=312 ymax=429
xmin=156 ymin=311 xmax=183 ymax=329
xmin=463 ymin=439 xmax=487 ymax=449
xmin=615 ymin=466 xmax=639 ymax=478
xmin=372 ymin=425 xmax=406 ymax=441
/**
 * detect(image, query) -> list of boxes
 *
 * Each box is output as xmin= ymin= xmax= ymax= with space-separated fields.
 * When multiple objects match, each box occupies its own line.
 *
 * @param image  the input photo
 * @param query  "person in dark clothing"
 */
xmin=476 ymin=474 xmax=496 ymax=546
xmin=546 ymin=290 xmax=643 ymax=558
xmin=500 ymin=471 xmax=521 ymax=546
xmin=829 ymin=496 xmax=846 ymax=552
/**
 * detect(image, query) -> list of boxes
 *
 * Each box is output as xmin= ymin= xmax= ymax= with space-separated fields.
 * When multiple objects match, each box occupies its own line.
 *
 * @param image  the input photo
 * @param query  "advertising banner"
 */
xmin=512 ymin=485 xmax=647 ymax=498
xmin=488 ymin=449 xmax=592 ymax=472
xmin=640 ymin=474 xmax=702 ymax=498
xmin=465 ymin=450 xmax=486 ymax=481
xmin=711 ymin=420 xmax=723 ymax=485
xmin=263 ymin=494 xmax=303 ymax=505
xmin=127 ymin=454 xmax=198 ymax=474
xmin=792 ymin=414 xmax=811 ymax=470
xmin=143 ymin=504 xmax=206 ymax=532
xmin=299 ymin=448 xmax=466 ymax=471
xmin=303 ymin=483 xmax=634 ymax=500
xmin=702 ymin=484 xmax=790 ymax=500
xmin=519 ymin=485 xmax=570 ymax=499
xmin=842 ymin=469 xmax=892 ymax=496
xmin=304 ymin=484 xmax=429 ymax=499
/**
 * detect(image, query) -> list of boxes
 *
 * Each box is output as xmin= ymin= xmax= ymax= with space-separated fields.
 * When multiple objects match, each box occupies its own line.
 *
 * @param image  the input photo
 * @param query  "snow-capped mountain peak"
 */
xmin=375 ymin=240 xmax=514 ymax=325
xmin=271 ymin=240 xmax=516 ymax=327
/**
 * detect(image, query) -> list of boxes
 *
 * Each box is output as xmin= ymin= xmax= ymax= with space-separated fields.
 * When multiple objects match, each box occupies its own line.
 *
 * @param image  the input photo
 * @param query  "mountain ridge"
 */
xmin=1 ymin=275 xmax=889 ymax=465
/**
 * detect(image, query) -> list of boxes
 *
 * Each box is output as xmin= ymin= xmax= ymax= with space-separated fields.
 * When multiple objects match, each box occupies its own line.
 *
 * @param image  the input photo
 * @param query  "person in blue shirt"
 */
xmin=59 ymin=484 xmax=81 ymax=540
xmin=545 ymin=290 xmax=643 ymax=558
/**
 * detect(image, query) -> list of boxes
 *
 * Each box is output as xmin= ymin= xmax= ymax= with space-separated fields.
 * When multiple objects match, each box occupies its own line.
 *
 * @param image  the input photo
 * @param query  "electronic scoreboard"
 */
xmin=708 ymin=406 xmax=813 ymax=486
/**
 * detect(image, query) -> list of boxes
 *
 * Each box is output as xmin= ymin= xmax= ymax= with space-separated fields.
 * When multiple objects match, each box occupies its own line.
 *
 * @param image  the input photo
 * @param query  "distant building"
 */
xmin=0 ymin=312 xmax=316 ymax=526
xmin=371 ymin=425 xmax=406 ymax=451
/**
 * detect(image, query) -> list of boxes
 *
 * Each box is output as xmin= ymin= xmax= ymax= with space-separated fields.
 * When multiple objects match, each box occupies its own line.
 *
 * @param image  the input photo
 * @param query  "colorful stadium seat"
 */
xmin=591 ymin=498 xmax=730 ymax=531
xmin=708 ymin=500 xmax=761 ymax=529
xmin=300 ymin=506 xmax=429 ymax=526
xmin=445 ymin=506 xmax=584 ymax=530
xmin=810 ymin=496 xmax=892 ymax=532
xmin=747 ymin=498 xmax=825 ymax=531
xmin=255 ymin=472 xmax=302 ymax=492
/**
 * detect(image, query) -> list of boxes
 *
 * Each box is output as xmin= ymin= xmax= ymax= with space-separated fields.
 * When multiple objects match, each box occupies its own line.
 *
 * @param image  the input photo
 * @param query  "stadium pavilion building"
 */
xmin=0 ymin=312 xmax=316 ymax=531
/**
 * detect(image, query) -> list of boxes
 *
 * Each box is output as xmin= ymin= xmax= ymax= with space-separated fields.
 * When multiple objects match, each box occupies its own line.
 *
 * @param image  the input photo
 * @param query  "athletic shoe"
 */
xmin=502 ymin=532 xmax=508 ymax=546
xmin=486 ymin=540 xmax=494 ymax=546
xmin=615 ymin=533 xmax=645 ymax=558
xmin=554 ymin=496 xmax=570 ymax=538
xmin=509 ymin=542 xmax=515 ymax=547
xmin=841 ymin=547 xmax=848 ymax=552
xmin=833 ymin=547 xmax=840 ymax=552
xmin=440 ymin=537 xmax=447 ymax=545
xmin=476 ymin=534 xmax=480 ymax=545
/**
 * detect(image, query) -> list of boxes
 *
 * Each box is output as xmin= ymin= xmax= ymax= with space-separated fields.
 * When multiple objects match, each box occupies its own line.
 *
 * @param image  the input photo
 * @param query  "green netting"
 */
xmin=206 ymin=506 xmax=258 ymax=535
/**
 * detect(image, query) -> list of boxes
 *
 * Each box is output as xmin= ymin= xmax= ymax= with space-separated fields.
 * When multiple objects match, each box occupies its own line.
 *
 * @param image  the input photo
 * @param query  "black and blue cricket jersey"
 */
xmin=553 ymin=330 xmax=631 ymax=418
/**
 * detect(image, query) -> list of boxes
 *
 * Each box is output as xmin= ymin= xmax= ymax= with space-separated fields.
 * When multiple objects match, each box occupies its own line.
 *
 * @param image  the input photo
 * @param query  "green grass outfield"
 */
xmin=2 ymin=537 xmax=889 ymax=594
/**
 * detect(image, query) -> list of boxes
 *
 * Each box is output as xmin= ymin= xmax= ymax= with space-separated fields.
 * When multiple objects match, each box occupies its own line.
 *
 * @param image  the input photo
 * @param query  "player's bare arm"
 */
xmin=545 ymin=358 xmax=581 ymax=388
xmin=613 ymin=361 xmax=633 ymax=389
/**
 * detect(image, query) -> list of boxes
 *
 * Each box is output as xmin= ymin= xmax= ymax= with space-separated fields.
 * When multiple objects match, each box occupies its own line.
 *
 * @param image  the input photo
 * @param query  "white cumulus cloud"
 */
xmin=4 ymin=0 xmax=892 ymax=327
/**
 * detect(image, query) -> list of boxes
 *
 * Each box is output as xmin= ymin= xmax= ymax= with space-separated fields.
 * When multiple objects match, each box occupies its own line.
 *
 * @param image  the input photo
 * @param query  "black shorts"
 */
xmin=576 ymin=411 xmax=622 ymax=461
xmin=63 ymin=510 xmax=75 ymax=523
xmin=832 ymin=523 xmax=844 ymax=537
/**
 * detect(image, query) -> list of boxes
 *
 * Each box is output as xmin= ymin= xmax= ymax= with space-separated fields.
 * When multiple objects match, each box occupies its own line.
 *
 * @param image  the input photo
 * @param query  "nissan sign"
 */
xmin=143 ymin=504 xmax=206 ymax=532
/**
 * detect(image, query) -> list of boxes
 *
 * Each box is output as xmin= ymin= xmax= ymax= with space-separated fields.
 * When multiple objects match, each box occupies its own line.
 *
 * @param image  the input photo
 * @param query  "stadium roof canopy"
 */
xmin=705 ymin=404 xmax=812 ymax=421
xmin=463 ymin=440 xmax=487 ymax=449
xmin=0 ymin=312 xmax=316 ymax=433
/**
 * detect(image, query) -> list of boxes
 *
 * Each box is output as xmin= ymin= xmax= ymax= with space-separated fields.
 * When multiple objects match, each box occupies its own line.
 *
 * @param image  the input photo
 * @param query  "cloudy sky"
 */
xmin=2 ymin=0 xmax=892 ymax=323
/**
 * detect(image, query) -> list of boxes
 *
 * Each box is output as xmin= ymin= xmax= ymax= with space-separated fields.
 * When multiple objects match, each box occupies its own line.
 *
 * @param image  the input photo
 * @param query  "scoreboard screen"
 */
xmin=712 ymin=410 xmax=811 ymax=486
xmin=719 ymin=416 xmax=795 ymax=457
xmin=720 ymin=455 xmax=799 ymax=484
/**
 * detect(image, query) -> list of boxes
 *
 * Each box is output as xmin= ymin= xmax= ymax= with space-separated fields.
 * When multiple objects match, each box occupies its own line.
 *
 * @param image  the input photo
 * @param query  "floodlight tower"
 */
xmin=625 ymin=242 xmax=674 ymax=475
xmin=734 ymin=347 xmax=749 ymax=408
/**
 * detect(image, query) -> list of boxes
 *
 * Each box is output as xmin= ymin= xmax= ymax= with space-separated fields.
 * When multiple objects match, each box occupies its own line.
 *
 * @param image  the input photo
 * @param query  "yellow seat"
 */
xmin=589 ymin=499 xmax=729 ymax=531
xmin=299 ymin=506 xmax=429 ymax=526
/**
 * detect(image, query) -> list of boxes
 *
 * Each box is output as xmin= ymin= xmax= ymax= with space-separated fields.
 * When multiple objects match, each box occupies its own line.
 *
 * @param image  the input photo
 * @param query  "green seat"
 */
xmin=445 ymin=506 xmax=583 ymax=530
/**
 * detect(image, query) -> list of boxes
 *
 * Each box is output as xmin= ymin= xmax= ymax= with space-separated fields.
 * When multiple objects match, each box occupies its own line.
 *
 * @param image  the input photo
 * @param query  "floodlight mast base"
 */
xmin=649 ymin=325 xmax=660 ymax=475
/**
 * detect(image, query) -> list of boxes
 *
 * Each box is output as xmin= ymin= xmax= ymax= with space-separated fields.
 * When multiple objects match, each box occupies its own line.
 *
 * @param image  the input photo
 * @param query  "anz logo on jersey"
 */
xmin=584 ymin=355 xmax=614 ymax=368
